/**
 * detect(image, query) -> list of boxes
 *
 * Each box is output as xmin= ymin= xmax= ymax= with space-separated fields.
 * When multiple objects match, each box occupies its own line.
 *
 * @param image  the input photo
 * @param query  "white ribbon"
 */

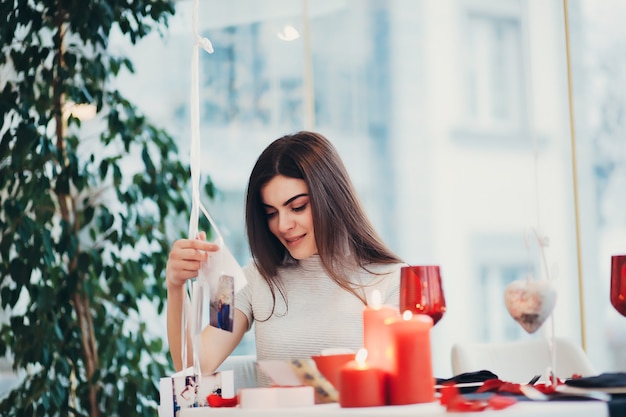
xmin=188 ymin=0 xmax=214 ymax=242
xmin=181 ymin=0 xmax=216 ymax=401
xmin=181 ymin=1 xmax=246 ymax=401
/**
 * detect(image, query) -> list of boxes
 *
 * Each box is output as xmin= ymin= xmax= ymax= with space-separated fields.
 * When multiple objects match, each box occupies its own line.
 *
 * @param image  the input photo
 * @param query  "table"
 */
xmin=178 ymin=400 xmax=608 ymax=417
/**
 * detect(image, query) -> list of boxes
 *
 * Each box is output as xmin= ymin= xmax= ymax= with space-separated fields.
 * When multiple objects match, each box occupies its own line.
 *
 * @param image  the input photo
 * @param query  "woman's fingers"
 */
xmin=169 ymin=257 xmax=202 ymax=276
xmin=173 ymin=236 xmax=219 ymax=253
xmin=166 ymin=237 xmax=220 ymax=288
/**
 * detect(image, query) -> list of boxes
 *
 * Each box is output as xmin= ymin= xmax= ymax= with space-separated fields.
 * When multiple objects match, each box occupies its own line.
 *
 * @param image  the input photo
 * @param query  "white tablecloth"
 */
xmin=177 ymin=400 xmax=608 ymax=417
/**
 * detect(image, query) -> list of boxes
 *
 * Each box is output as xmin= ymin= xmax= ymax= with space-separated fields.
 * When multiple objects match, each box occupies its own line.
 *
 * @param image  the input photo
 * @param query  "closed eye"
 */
xmin=293 ymin=203 xmax=308 ymax=213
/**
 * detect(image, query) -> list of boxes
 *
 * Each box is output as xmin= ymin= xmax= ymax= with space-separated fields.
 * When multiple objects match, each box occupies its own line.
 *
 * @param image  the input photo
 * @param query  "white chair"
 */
xmin=216 ymin=354 xmax=258 ymax=392
xmin=450 ymin=337 xmax=596 ymax=383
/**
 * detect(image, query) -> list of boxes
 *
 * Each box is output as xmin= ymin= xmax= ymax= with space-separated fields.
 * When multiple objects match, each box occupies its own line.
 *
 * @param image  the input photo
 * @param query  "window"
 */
xmin=464 ymin=14 xmax=524 ymax=132
xmin=105 ymin=0 xmax=626 ymax=378
xmin=479 ymin=264 xmax=531 ymax=341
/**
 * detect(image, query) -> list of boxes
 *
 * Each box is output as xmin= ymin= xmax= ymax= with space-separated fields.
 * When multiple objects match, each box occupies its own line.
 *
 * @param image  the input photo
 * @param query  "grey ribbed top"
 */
xmin=235 ymin=256 xmax=401 ymax=364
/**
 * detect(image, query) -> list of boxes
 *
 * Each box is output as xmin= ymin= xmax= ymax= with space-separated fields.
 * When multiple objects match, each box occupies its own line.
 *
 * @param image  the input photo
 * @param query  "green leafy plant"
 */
xmin=0 ymin=1 xmax=211 ymax=415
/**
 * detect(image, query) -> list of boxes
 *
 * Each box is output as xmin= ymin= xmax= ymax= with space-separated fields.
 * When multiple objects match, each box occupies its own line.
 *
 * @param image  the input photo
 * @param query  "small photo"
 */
xmin=170 ymin=372 xmax=226 ymax=416
xmin=210 ymin=274 xmax=234 ymax=332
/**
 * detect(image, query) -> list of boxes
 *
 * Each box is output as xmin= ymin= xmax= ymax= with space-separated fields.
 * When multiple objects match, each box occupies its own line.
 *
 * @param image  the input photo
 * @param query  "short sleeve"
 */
xmin=234 ymin=264 xmax=261 ymax=331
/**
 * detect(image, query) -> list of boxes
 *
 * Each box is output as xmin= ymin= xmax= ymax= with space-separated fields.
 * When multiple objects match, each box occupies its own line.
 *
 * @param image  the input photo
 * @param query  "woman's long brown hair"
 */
xmin=245 ymin=131 xmax=402 ymax=316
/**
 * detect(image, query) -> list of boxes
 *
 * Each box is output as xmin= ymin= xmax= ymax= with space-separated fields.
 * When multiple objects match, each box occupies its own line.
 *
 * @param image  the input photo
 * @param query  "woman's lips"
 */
xmin=284 ymin=234 xmax=305 ymax=246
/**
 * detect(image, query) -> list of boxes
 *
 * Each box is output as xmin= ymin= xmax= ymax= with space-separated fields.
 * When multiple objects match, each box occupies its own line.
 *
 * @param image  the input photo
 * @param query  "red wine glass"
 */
xmin=400 ymin=265 xmax=446 ymax=325
xmin=611 ymin=254 xmax=626 ymax=317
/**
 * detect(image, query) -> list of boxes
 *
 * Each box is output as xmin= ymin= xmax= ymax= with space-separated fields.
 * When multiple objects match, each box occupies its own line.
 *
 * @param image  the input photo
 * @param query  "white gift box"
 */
xmin=238 ymin=386 xmax=315 ymax=409
xmin=158 ymin=368 xmax=234 ymax=417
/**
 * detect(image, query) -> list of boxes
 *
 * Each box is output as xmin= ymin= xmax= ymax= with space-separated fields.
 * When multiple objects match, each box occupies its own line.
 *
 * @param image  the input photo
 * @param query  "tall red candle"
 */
xmin=339 ymin=349 xmax=387 ymax=408
xmin=363 ymin=290 xmax=398 ymax=372
xmin=387 ymin=311 xmax=435 ymax=405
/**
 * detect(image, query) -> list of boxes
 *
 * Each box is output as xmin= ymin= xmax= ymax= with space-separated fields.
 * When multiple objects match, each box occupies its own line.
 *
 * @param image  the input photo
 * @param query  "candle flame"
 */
xmin=402 ymin=310 xmax=413 ymax=320
xmin=355 ymin=348 xmax=368 ymax=365
xmin=371 ymin=290 xmax=382 ymax=309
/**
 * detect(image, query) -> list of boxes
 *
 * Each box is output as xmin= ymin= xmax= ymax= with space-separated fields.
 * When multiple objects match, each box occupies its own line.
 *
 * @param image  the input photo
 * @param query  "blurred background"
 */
xmin=3 ymin=0 xmax=624 ymax=390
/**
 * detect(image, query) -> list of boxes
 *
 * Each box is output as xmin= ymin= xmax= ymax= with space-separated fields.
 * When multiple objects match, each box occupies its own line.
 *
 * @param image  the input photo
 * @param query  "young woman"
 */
xmin=166 ymin=131 xmax=404 ymax=376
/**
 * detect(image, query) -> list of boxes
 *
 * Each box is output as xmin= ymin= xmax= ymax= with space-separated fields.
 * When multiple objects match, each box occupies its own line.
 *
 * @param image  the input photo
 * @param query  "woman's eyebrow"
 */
xmin=282 ymin=193 xmax=308 ymax=206
xmin=262 ymin=193 xmax=309 ymax=209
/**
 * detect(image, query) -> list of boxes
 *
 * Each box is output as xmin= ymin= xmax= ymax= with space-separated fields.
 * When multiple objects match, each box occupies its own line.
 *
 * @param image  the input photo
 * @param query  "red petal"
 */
xmin=497 ymin=382 xmax=523 ymax=395
xmin=476 ymin=379 xmax=505 ymax=393
xmin=488 ymin=395 xmax=517 ymax=410
xmin=439 ymin=384 xmax=461 ymax=406
xmin=447 ymin=398 xmax=489 ymax=412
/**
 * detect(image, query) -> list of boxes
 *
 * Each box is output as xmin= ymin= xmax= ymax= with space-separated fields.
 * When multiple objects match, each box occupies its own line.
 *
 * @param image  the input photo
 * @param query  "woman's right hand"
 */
xmin=166 ymin=231 xmax=246 ymax=373
xmin=165 ymin=231 xmax=219 ymax=290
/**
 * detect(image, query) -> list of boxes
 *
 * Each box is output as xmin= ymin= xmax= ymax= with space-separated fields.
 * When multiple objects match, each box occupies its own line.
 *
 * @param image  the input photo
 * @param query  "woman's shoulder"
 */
xmin=242 ymin=262 xmax=263 ymax=281
xmin=237 ymin=263 xmax=265 ymax=301
xmin=364 ymin=261 xmax=405 ymax=276
xmin=359 ymin=262 xmax=403 ymax=306
xmin=353 ymin=261 xmax=403 ymax=288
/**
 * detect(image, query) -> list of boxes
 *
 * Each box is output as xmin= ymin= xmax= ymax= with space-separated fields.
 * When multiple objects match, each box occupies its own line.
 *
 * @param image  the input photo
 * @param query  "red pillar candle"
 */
xmin=339 ymin=349 xmax=387 ymax=408
xmin=363 ymin=290 xmax=398 ymax=372
xmin=387 ymin=311 xmax=435 ymax=405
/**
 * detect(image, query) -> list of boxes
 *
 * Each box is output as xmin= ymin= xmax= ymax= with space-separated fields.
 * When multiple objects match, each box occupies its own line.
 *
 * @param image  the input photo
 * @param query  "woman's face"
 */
xmin=261 ymin=175 xmax=318 ymax=260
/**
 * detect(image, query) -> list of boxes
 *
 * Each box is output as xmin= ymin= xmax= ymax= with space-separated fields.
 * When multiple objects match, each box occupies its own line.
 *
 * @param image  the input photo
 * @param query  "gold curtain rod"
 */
xmin=562 ymin=0 xmax=587 ymax=351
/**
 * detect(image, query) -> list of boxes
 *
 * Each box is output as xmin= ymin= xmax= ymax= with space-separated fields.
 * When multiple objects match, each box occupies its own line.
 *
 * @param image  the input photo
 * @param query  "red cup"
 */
xmin=400 ymin=265 xmax=446 ymax=325
xmin=611 ymin=254 xmax=626 ymax=317
xmin=311 ymin=353 xmax=356 ymax=389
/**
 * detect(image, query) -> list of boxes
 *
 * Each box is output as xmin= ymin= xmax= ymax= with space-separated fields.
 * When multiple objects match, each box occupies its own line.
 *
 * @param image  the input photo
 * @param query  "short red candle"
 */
xmin=363 ymin=290 xmax=398 ymax=372
xmin=387 ymin=312 xmax=435 ymax=405
xmin=339 ymin=349 xmax=386 ymax=408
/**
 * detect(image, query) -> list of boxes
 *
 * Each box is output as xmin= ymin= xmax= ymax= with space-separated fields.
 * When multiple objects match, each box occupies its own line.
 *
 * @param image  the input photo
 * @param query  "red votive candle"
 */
xmin=363 ymin=290 xmax=398 ymax=372
xmin=387 ymin=311 xmax=435 ymax=405
xmin=339 ymin=349 xmax=387 ymax=408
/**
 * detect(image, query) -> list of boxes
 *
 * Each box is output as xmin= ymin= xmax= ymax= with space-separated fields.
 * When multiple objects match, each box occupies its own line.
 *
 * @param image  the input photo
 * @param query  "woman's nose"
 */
xmin=277 ymin=212 xmax=295 ymax=233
